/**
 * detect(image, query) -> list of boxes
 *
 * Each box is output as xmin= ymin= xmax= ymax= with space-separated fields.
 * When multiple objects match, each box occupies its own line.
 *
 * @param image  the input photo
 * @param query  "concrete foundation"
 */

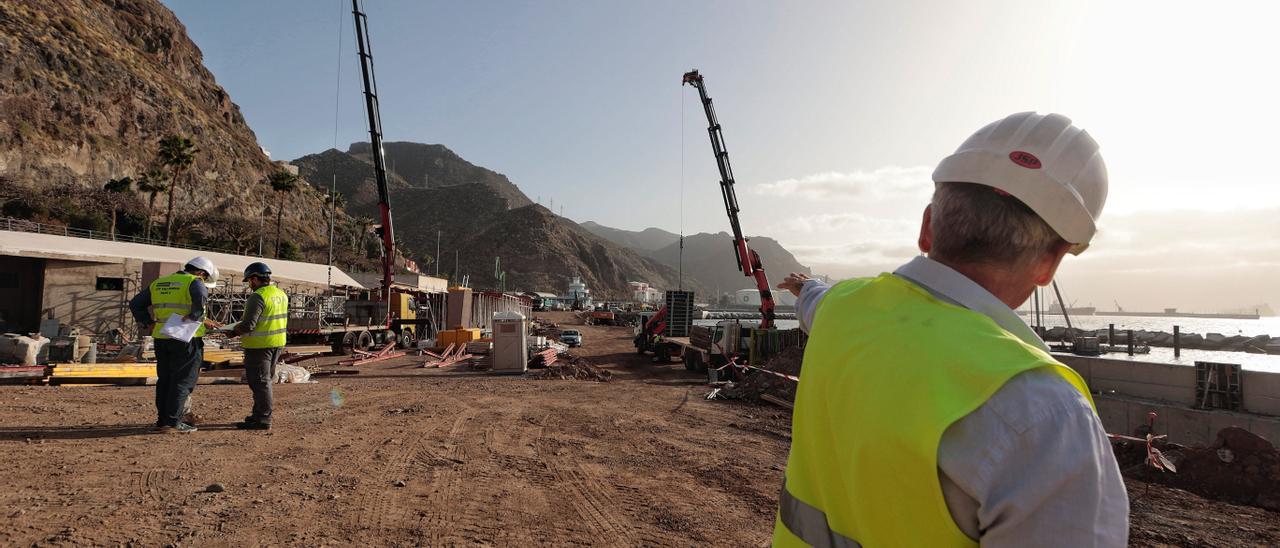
xmin=1059 ymin=354 xmax=1280 ymax=445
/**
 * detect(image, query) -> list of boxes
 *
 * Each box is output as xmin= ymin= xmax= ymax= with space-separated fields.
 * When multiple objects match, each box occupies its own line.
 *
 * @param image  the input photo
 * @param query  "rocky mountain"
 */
xmin=453 ymin=205 xmax=695 ymax=298
xmin=0 ymin=0 xmax=338 ymax=254
xmin=582 ymin=222 xmax=811 ymax=295
xmin=293 ymin=144 xmax=686 ymax=296
xmin=580 ymin=221 xmax=680 ymax=253
xmin=348 ymin=142 xmax=532 ymax=209
xmin=647 ymin=232 xmax=810 ymax=295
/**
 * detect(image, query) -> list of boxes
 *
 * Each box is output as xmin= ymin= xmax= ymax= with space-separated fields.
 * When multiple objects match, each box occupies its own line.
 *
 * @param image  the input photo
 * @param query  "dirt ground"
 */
xmin=0 ymin=311 xmax=1276 ymax=546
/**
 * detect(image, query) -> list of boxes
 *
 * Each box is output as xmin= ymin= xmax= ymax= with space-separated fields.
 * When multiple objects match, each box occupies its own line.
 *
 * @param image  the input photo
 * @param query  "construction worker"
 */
xmin=773 ymin=112 xmax=1127 ymax=546
xmin=226 ymin=262 xmax=288 ymax=430
xmin=129 ymin=256 xmax=219 ymax=434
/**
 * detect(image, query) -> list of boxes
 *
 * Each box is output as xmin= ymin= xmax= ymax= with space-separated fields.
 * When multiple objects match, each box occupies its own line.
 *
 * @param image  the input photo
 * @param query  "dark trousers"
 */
xmin=244 ymin=347 xmax=282 ymax=423
xmin=154 ymin=337 xmax=203 ymax=427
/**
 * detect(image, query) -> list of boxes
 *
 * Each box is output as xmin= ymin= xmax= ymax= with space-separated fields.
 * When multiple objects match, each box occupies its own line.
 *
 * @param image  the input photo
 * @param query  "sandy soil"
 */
xmin=0 ymin=311 xmax=1276 ymax=546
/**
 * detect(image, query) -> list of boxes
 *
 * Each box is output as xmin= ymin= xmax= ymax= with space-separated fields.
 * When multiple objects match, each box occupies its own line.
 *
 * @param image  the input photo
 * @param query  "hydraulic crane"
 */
xmin=682 ymin=70 xmax=776 ymax=329
xmin=352 ymin=0 xmax=396 ymax=326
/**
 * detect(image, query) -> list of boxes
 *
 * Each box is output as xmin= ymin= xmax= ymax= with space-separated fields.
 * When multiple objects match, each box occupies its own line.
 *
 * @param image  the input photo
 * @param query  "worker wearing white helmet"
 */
xmin=774 ymin=113 xmax=1127 ymax=546
xmin=128 ymin=256 xmax=219 ymax=434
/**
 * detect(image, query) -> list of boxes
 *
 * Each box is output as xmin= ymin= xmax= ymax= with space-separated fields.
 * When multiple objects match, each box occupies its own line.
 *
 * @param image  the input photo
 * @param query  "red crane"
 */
xmin=682 ymin=70 xmax=776 ymax=329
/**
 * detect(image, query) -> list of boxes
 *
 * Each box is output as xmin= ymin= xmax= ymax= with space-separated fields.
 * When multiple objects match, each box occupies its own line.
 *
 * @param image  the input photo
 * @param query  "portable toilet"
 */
xmin=492 ymin=311 xmax=528 ymax=374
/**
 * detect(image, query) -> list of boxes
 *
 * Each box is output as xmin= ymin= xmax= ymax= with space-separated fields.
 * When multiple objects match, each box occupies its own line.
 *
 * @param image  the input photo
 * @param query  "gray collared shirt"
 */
xmin=795 ymin=256 xmax=1128 ymax=546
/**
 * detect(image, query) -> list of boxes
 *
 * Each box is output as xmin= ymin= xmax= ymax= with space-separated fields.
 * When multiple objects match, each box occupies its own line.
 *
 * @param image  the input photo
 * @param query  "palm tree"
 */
xmin=354 ymin=216 xmax=374 ymax=255
xmin=157 ymin=135 xmax=198 ymax=245
xmin=267 ymin=169 xmax=300 ymax=258
xmin=102 ymin=177 xmax=133 ymax=240
xmin=135 ymin=169 xmax=168 ymax=240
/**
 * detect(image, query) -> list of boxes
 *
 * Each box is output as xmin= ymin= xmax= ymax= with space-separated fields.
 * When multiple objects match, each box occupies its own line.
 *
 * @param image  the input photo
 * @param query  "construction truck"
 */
xmin=632 ymin=307 xmax=682 ymax=362
xmin=287 ymin=1 xmax=434 ymax=357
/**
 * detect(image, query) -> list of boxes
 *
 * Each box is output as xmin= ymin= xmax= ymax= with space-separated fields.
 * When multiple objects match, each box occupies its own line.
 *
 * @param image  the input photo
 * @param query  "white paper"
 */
xmin=159 ymin=314 xmax=201 ymax=342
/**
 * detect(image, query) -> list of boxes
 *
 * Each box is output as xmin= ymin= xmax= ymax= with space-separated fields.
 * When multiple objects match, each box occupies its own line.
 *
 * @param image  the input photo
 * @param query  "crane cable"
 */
xmin=678 ymin=84 xmax=685 ymax=291
xmin=327 ymin=0 xmax=345 ymax=292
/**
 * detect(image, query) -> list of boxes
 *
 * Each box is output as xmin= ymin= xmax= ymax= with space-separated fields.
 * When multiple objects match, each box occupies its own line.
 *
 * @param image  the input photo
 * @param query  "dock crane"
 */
xmin=682 ymin=70 xmax=776 ymax=329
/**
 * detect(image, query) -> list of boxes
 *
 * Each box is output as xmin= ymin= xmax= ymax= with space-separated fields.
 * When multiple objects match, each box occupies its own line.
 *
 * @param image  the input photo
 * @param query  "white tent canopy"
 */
xmin=0 ymin=230 xmax=364 ymax=289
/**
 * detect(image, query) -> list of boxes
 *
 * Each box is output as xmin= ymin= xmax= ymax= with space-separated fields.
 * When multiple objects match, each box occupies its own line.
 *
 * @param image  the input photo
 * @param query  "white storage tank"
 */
xmin=492 ymin=311 xmax=528 ymax=374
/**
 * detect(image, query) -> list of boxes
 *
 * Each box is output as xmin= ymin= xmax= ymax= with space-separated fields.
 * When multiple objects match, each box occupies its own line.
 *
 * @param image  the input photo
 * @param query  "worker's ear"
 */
xmin=917 ymin=205 xmax=933 ymax=254
xmin=1032 ymin=240 xmax=1073 ymax=286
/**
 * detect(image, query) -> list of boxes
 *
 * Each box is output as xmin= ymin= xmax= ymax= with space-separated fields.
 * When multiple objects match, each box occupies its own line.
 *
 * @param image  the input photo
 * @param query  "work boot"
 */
xmin=155 ymin=422 xmax=198 ymax=434
xmin=234 ymin=421 xmax=270 ymax=430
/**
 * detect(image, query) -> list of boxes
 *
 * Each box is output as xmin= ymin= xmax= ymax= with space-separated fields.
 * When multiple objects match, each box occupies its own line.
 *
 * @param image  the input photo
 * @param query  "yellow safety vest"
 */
xmin=773 ymin=274 xmax=1093 ymax=547
xmin=242 ymin=284 xmax=289 ymax=349
xmin=150 ymin=272 xmax=206 ymax=340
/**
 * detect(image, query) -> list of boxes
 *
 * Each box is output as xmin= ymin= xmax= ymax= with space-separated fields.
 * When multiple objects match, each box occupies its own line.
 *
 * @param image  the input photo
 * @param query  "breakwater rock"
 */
xmin=1041 ymin=326 xmax=1280 ymax=354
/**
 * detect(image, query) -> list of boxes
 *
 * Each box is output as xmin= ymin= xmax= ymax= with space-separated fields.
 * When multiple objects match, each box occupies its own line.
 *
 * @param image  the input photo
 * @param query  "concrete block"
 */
xmin=1160 ymin=406 xmax=1212 ymax=445
xmin=1094 ymin=398 xmax=1130 ymax=435
xmin=1243 ymin=370 xmax=1280 ymax=416
xmin=1246 ymin=417 xmax=1280 ymax=446
xmin=1206 ymin=410 xmax=1249 ymax=438
xmin=1095 ymin=379 xmax=1194 ymax=405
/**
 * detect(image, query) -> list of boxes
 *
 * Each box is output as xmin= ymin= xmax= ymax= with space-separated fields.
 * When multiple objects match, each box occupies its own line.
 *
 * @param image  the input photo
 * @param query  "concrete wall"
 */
xmin=41 ymin=258 xmax=139 ymax=335
xmin=1058 ymin=354 xmax=1280 ymax=445
xmin=1095 ymin=395 xmax=1280 ymax=446
xmin=39 ymin=258 xmax=340 ymax=337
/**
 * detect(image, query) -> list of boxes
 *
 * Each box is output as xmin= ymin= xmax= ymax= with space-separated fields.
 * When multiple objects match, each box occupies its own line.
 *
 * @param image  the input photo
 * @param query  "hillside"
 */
xmin=452 ymin=205 xmax=688 ymax=297
xmin=348 ymin=142 xmax=532 ymax=209
xmin=294 ymin=145 xmax=686 ymax=295
xmin=580 ymin=221 xmax=680 ymax=252
xmin=582 ymin=222 xmax=811 ymax=295
xmin=0 ymin=0 xmax=338 ymax=255
xmin=648 ymin=232 xmax=810 ymax=295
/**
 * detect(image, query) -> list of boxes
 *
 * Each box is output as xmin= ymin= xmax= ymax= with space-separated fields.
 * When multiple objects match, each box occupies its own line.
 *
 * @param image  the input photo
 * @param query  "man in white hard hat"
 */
xmin=128 ymin=256 xmax=219 ymax=434
xmin=773 ymin=113 xmax=1127 ymax=546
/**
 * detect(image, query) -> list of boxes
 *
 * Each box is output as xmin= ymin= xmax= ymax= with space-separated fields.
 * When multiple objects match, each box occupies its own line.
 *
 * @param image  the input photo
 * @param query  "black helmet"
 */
xmin=243 ymin=262 xmax=272 ymax=281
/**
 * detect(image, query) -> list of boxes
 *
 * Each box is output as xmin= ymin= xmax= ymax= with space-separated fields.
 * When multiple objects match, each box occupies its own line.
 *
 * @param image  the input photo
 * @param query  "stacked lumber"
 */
xmin=203 ymin=349 xmax=244 ymax=368
xmin=0 ymin=365 xmax=48 ymax=383
xmin=47 ymin=362 xmax=157 ymax=385
xmin=528 ymin=348 xmax=558 ymax=368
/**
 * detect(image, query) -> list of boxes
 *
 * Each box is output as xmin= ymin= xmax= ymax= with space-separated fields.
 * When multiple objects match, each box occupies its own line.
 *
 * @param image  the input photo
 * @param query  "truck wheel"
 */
xmin=398 ymin=328 xmax=416 ymax=349
xmin=333 ymin=332 xmax=357 ymax=355
xmin=696 ymin=354 xmax=710 ymax=373
xmin=683 ymin=351 xmax=697 ymax=371
xmin=355 ymin=330 xmax=374 ymax=352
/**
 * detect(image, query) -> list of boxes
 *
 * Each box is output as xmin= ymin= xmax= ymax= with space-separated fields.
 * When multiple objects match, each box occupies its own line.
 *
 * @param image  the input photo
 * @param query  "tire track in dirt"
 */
xmin=534 ymin=413 xmax=638 ymax=544
xmin=417 ymin=408 xmax=487 ymax=545
xmin=350 ymin=400 xmax=473 ymax=535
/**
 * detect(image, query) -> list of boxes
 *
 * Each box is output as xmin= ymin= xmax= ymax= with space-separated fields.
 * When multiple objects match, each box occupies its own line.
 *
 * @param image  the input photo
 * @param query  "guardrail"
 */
xmin=0 ymin=216 xmax=233 ymax=254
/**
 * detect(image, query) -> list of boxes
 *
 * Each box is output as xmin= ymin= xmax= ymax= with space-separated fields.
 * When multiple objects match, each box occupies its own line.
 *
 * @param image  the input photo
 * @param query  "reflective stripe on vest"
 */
xmin=777 ymin=480 xmax=862 ymax=548
xmin=242 ymin=284 xmax=289 ymax=349
xmin=772 ymin=274 xmax=1093 ymax=547
xmin=150 ymin=272 xmax=205 ymax=340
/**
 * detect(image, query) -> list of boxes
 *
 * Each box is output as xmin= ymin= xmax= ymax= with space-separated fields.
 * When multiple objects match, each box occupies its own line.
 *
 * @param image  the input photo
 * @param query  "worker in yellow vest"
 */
xmin=773 ymin=113 xmax=1127 ymax=546
xmin=227 ymin=262 xmax=289 ymax=430
xmin=128 ymin=256 xmax=219 ymax=434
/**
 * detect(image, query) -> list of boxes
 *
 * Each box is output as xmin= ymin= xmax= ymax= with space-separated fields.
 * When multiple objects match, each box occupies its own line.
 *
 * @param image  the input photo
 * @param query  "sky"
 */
xmin=164 ymin=0 xmax=1280 ymax=313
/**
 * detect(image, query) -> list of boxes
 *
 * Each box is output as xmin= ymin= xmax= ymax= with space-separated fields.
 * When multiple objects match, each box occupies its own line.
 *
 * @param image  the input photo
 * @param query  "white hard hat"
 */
xmin=932 ymin=112 xmax=1107 ymax=254
xmin=185 ymin=256 xmax=220 ymax=288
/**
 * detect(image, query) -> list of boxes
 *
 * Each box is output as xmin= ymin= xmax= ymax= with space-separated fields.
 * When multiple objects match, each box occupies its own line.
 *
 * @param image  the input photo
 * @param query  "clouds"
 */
xmin=750 ymin=166 xmax=933 ymax=201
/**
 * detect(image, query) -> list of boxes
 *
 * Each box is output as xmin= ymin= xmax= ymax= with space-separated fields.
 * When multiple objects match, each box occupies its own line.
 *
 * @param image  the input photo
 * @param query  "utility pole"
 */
xmin=435 ymin=230 xmax=441 ymax=276
xmin=327 ymin=175 xmax=336 ymax=290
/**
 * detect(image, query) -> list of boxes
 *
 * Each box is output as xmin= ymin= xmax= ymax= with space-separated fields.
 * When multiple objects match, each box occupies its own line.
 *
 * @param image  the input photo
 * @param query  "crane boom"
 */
xmin=682 ymin=70 xmax=775 ymax=329
xmin=352 ymin=0 xmax=395 ymax=325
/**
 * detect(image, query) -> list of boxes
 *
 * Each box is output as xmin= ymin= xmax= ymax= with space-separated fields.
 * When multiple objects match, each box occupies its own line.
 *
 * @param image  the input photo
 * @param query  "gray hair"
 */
xmin=930 ymin=182 xmax=1064 ymax=267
